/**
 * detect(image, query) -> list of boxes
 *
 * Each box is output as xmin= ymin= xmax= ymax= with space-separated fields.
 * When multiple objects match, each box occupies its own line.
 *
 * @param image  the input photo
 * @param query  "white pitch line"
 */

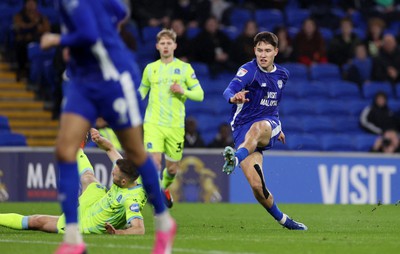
xmin=0 ymin=239 xmax=262 ymax=254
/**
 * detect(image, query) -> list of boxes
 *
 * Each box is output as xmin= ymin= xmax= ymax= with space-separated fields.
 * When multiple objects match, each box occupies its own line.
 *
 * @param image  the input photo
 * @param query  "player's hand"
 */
xmin=278 ymin=131 xmax=286 ymax=144
xmin=90 ymin=128 xmax=114 ymax=151
xmin=105 ymin=222 xmax=117 ymax=234
xmin=230 ymin=91 xmax=250 ymax=104
xmin=40 ymin=33 xmax=60 ymax=49
xmin=170 ymin=83 xmax=184 ymax=95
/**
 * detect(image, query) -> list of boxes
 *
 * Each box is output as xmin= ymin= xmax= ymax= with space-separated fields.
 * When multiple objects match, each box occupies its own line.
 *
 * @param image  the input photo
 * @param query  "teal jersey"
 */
xmin=79 ymin=183 xmax=147 ymax=234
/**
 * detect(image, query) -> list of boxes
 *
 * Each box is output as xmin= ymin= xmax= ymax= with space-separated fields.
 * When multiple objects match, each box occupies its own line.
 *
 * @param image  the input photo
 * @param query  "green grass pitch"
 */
xmin=0 ymin=202 xmax=399 ymax=254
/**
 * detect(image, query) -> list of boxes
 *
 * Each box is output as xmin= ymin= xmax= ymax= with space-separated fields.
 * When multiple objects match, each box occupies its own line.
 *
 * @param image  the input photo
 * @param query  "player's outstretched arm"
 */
xmin=105 ymin=219 xmax=145 ymax=235
xmin=90 ymin=128 xmax=123 ymax=162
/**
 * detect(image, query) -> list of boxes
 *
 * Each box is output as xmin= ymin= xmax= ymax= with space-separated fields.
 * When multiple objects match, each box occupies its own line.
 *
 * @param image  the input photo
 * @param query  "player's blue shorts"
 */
xmin=63 ymin=71 xmax=143 ymax=130
xmin=232 ymin=117 xmax=282 ymax=152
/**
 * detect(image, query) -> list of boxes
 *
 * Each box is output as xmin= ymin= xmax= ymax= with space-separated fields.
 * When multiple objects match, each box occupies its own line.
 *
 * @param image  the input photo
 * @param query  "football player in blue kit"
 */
xmin=222 ymin=31 xmax=307 ymax=230
xmin=40 ymin=0 xmax=175 ymax=253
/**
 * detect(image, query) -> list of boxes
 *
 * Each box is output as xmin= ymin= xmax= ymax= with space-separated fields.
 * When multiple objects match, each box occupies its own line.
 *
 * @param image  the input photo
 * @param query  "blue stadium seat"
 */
xmin=285 ymin=9 xmax=311 ymax=28
xmin=310 ymin=63 xmax=341 ymax=81
xmin=286 ymin=134 xmax=322 ymax=151
xmin=315 ymin=100 xmax=350 ymax=116
xmin=191 ymin=62 xmax=210 ymax=78
xmin=303 ymin=116 xmax=337 ymax=134
xmin=221 ymin=27 xmax=240 ymax=40
xmin=280 ymin=99 xmax=317 ymax=116
xmin=229 ymin=8 xmax=253 ymax=30
xmin=280 ymin=62 xmax=309 ymax=80
xmin=362 ymin=81 xmax=394 ymax=99
xmin=388 ymin=99 xmax=400 ymax=112
xmin=321 ymin=134 xmax=356 ymax=151
xmin=334 ymin=116 xmax=362 ymax=134
xmin=346 ymin=99 xmax=369 ymax=116
xmin=27 ymin=42 xmax=56 ymax=85
xmin=255 ymin=9 xmax=284 ymax=30
xmin=280 ymin=116 xmax=304 ymax=133
xmin=306 ymin=81 xmax=331 ymax=99
xmin=0 ymin=133 xmax=27 ymax=146
xmin=187 ymin=27 xmax=200 ymax=39
xmin=141 ymin=26 xmax=162 ymax=43
xmin=328 ymin=80 xmax=361 ymax=99
xmin=0 ymin=116 xmax=10 ymax=132
xmin=395 ymin=83 xmax=400 ymax=98
xmin=320 ymin=27 xmax=334 ymax=41
xmin=354 ymin=133 xmax=377 ymax=152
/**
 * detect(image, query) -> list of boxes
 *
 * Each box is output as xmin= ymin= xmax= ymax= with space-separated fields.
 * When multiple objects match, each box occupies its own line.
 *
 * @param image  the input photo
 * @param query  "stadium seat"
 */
xmin=315 ymin=100 xmax=350 ymax=116
xmin=310 ymin=63 xmax=341 ymax=81
xmin=362 ymin=81 xmax=394 ymax=100
xmin=280 ymin=99 xmax=317 ymax=116
xmin=285 ymin=9 xmax=311 ymax=28
xmin=280 ymin=62 xmax=309 ymax=80
xmin=191 ymin=62 xmax=210 ymax=78
xmin=221 ymin=26 xmax=240 ymax=40
xmin=302 ymin=116 xmax=337 ymax=134
xmin=187 ymin=27 xmax=200 ymax=39
xmin=328 ymin=80 xmax=361 ymax=99
xmin=0 ymin=133 xmax=27 ymax=146
xmin=320 ymin=27 xmax=334 ymax=41
xmin=354 ymin=133 xmax=377 ymax=152
xmin=346 ymin=99 xmax=369 ymax=116
xmin=141 ymin=26 xmax=162 ymax=43
xmin=321 ymin=134 xmax=356 ymax=151
xmin=0 ymin=116 xmax=10 ymax=132
xmin=388 ymin=99 xmax=400 ymax=111
xmin=306 ymin=81 xmax=331 ymax=99
xmin=395 ymin=83 xmax=400 ymax=98
xmin=334 ymin=116 xmax=363 ymax=134
xmin=286 ymin=134 xmax=322 ymax=151
xmin=255 ymin=9 xmax=284 ymax=30
xmin=280 ymin=116 xmax=304 ymax=134
xmin=229 ymin=8 xmax=253 ymax=30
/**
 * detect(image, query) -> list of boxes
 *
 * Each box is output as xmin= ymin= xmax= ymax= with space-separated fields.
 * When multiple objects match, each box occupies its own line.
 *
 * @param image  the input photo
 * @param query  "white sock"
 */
xmin=155 ymin=211 xmax=172 ymax=232
xmin=279 ymin=214 xmax=288 ymax=225
xmin=63 ymin=224 xmax=83 ymax=244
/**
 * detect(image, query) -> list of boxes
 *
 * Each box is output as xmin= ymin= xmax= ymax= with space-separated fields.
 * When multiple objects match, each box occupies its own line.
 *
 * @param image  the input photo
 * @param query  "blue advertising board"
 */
xmin=229 ymin=152 xmax=400 ymax=204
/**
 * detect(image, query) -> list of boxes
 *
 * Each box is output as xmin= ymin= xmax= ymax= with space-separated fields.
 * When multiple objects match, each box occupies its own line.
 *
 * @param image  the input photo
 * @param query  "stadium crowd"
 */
xmin=1 ymin=0 xmax=400 ymax=152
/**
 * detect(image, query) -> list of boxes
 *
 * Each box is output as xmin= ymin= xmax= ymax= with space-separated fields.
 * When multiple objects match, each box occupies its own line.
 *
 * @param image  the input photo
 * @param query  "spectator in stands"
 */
xmin=184 ymin=117 xmax=205 ymax=148
xmin=343 ymin=43 xmax=373 ymax=87
xmin=191 ymin=16 xmax=234 ymax=77
xmin=273 ymin=26 xmax=294 ymax=64
xmin=328 ymin=17 xmax=361 ymax=68
xmin=173 ymin=0 xmax=211 ymax=28
xmin=130 ymin=0 xmax=173 ymax=29
xmin=119 ymin=22 xmax=137 ymax=52
xmin=371 ymin=128 xmax=400 ymax=153
xmin=292 ymin=18 xmax=327 ymax=66
xmin=208 ymin=123 xmax=234 ymax=148
xmin=364 ymin=17 xmax=385 ymax=57
xmin=360 ymin=91 xmax=399 ymax=135
xmin=209 ymin=0 xmax=233 ymax=26
xmin=230 ymin=20 xmax=259 ymax=68
xmin=170 ymin=18 xmax=191 ymax=62
xmin=371 ymin=33 xmax=400 ymax=84
xmin=13 ymin=0 xmax=51 ymax=81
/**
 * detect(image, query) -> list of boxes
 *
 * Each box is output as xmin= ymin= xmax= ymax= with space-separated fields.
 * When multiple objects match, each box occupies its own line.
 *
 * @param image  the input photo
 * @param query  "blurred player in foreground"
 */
xmin=139 ymin=28 xmax=204 ymax=208
xmin=0 ymin=128 xmax=146 ymax=235
xmin=40 ymin=0 xmax=175 ymax=253
xmin=222 ymin=31 xmax=308 ymax=230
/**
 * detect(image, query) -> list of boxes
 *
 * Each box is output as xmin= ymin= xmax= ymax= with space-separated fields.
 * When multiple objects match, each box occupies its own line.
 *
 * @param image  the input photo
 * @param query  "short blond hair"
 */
xmin=157 ymin=28 xmax=177 ymax=42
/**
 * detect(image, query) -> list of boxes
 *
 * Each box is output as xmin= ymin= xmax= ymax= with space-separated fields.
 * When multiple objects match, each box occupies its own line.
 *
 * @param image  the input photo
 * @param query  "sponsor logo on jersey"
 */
xmin=117 ymin=195 xmax=122 ymax=203
xmin=130 ymin=203 xmax=140 ymax=212
xmin=261 ymin=82 xmax=267 ymax=87
xmin=236 ymin=68 xmax=248 ymax=77
xmin=147 ymin=142 xmax=153 ymax=149
xmin=277 ymin=80 xmax=283 ymax=89
xmin=174 ymin=68 xmax=180 ymax=74
xmin=191 ymin=73 xmax=197 ymax=79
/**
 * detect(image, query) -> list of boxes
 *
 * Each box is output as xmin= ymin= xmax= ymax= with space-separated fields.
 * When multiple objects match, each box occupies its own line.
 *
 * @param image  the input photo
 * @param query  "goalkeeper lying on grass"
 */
xmin=0 ymin=128 xmax=147 ymax=235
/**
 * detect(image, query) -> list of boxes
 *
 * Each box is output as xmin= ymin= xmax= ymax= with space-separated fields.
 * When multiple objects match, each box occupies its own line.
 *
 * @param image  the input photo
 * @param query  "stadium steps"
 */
xmin=0 ymin=60 xmax=58 ymax=147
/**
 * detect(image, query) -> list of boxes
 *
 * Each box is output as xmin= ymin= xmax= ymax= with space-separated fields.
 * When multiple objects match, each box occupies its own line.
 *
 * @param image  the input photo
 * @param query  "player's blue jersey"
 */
xmin=57 ymin=0 xmax=137 ymax=81
xmin=223 ymin=59 xmax=289 ymax=130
